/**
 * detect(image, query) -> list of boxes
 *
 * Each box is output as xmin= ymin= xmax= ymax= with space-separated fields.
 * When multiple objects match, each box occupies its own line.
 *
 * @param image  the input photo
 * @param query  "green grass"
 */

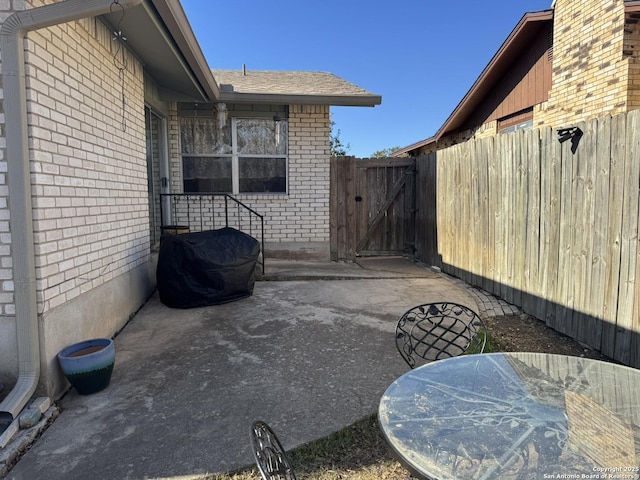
xmin=465 ymin=327 xmax=499 ymax=355
xmin=288 ymin=414 xmax=404 ymax=479
xmin=203 ymin=414 xmax=407 ymax=480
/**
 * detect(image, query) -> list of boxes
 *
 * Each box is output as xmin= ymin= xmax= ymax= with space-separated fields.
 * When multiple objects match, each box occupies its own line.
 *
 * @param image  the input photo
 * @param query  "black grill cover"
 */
xmin=157 ymin=227 xmax=260 ymax=308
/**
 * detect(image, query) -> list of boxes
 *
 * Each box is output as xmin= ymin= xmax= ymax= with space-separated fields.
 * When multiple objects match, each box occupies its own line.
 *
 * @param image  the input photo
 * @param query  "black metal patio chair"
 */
xmin=395 ymin=302 xmax=487 ymax=369
xmin=250 ymin=420 xmax=297 ymax=480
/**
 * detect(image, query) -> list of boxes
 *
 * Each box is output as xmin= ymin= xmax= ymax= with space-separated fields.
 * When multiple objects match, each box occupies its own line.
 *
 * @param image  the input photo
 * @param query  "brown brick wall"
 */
xmin=537 ymin=0 xmax=629 ymax=127
xmin=626 ymin=12 xmax=640 ymax=109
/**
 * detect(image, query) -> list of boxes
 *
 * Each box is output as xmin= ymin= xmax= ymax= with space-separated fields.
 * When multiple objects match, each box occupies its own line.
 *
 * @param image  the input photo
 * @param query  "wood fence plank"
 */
xmin=476 ymin=138 xmax=493 ymax=291
xmin=496 ymin=134 xmax=507 ymax=300
xmin=437 ymin=150 xmax=450 ymax=274
xmin=368 ymin=166 xmax=382 ymax=251
xmin=388 ymin=166 xmax=402 ymax=252
xmin=601 ymin=114 xmax=626 ymax=358
xmin=414 ymin=157 xmax=425 ymax=261
xmin=441 ymin=147 xmax=459 ymax=278
xmin=353 ymin=162 xmax=364 ymax=256
xmin=463 ymin=142 xmax=473 ymax=282
xmin=589 ymin=115 xmax=610 ymax=351
xmin=483 ymin=137 xmax=496 ymax=293
xmin=499 ymin=134 xmax=509 ymax=301
xmin=553 ymin=126 xmax=575 ymax=336
xmin=615 ymin=110 xmax=640 ymax=365
xmin=333 ymin=158 xmax=342 ymax=258
xmin=578 ymin=116 xmax=611 ymax=346
xmin=454 ymin=144 xmax=464 ymax=279
xmin=369 ymin=165 xmax=381 ymax=250
xmin=455 ymin=144 xmax=469 ymax=282
xmin=463 ymin=142 xmax=482 ymax=285
xmin=385 ymin=167 xmax=396 ymax=250
xmin=447 ymin=146 xmax=460 ymax=278
xmin=513 ymin=129 xmax=526 ymax=307
xmin=569 ymin=120 xmax=593 ymax=342
xmin=500 ymin=133 xmax=515 ymax=303
xmin=507 ymin=132 xmax=518 ymax=304
xmin=330 ymin=157 xmax=338 ymax=261
xmin=394 ymin=166 xmax=408 ymax=252
xmin=538 ymin=127 xmax=560 ymax=324
xmin=343 ymin=157 xmax=357 ymax=260
xmin=568 ymin=126 xmax=584 ymax=341
xmin=402 ymin=163 xmax=413 ymax=255
xmin=427 ymin=153 xmax=439 ymax=267
xmin=358 ymin=164 xmax=371 ymax=252
xmin=388 ymin=165 xmax=399 ymax=251
xmin=415 ymin=154 xmax=437 ymax=265
xmin=524 ymin=128 xmax=541 ymax=316
xmin=489 ymin=136 xmax=504 ymax=299
xmin=336 ymin=157 xmax=347 ymax=260
xmin=480 ymin=139 xmax=491 ymax=289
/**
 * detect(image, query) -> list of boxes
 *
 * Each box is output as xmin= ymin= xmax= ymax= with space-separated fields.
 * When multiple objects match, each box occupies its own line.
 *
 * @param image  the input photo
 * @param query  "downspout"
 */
xmin=0 ymin=0 xmax=144 ymax=424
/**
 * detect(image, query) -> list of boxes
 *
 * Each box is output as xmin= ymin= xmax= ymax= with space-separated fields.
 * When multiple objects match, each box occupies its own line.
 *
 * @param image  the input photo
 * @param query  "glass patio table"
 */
xmin=378 ymin=352 xmax=640 ymax=480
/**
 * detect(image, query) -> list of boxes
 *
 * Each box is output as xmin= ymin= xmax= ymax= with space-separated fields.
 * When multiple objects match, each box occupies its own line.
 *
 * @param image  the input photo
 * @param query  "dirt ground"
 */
xmin=485 ymin=313 xmax=614 ymax=362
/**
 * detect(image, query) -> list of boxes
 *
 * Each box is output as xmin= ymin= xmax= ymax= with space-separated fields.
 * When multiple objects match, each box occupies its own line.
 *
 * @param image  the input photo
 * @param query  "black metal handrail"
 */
xmin=159 ymin=193 xmax=265 ymax=274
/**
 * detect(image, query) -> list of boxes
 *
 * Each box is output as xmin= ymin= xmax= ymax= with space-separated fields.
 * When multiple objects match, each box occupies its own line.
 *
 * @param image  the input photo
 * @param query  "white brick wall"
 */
xmin=0 ymin=2 xmax=149 ymax=315
xmin=242 ymin=104 xmax=331 ymax=243
xmin=169 ymin=103 xmax=331 ymax=245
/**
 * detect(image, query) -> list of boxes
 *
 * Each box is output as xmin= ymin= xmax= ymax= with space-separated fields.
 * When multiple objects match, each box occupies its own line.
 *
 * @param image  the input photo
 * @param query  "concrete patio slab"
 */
xmin=2 ymin=258 xmax=478 ymax=480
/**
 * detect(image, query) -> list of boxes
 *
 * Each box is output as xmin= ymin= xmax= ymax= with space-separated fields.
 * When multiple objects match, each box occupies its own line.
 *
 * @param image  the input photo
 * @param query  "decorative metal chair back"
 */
xmin=250 ymin=421 xmax=297 ymax=480
xmin=395 ymin=302 xmax=487 ymax=369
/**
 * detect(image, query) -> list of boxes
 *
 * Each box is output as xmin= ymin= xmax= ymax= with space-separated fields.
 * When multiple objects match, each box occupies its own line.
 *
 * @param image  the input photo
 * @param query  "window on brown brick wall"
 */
xmin=180 ymin=116 xmax=288 ymax=194
xmin=498 ymin=108 xmax=534 ymax=134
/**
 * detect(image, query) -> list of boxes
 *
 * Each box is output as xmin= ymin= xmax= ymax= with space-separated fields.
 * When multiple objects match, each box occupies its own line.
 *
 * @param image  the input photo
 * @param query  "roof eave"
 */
xmin=149 ymin=0 xmax=220 ymax=101
xmin=434 ymin=9 xmax=553 ymax=141
xmin=391 ymin=136 xmax=436 ymax=157
xmin=219 ymin=92 xmax=382 ymax=107
xmin=101 ymin=0 xmax=220 ymax=102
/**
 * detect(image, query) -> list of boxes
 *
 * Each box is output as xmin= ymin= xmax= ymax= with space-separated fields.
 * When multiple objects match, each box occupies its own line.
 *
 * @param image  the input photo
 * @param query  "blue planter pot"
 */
xmin=57 ymin=338 xmax=115 ymax=395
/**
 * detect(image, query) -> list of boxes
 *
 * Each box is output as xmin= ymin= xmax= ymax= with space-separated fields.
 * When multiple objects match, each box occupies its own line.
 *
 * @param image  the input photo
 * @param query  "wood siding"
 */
xmin=465 ymin=25 xmax=553 ymax=130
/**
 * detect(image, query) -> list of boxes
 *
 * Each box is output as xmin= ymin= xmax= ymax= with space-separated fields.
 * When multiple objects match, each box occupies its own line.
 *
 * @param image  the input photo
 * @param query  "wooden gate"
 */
xmin=330 ymin=157 xmax=416 ymax=261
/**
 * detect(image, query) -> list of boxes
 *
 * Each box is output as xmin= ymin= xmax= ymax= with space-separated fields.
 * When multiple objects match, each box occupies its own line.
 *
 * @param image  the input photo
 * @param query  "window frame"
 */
xmin=180 ymin=115 xmax=288 ymax=195
xmin=498 ymin=108 xmax=534 ymax=134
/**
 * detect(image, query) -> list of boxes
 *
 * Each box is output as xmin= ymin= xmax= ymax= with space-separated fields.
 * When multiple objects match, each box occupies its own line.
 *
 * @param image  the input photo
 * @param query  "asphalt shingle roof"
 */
xmin=212 ymin=69 xmax=381 ymax=105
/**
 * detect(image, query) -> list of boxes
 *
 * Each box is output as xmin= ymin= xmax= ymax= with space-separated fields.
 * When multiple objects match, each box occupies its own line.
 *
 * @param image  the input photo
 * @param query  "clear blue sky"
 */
xmin=181 ymin=1 xmax=553 ymax=157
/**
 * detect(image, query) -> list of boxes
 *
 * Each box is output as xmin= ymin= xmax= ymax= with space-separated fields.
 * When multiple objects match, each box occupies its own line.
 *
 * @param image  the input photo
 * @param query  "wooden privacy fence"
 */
xmin=415 ymin=110 xmax=640 ymax=368
xmin=330 ymin=157 xmax=415 ymax=261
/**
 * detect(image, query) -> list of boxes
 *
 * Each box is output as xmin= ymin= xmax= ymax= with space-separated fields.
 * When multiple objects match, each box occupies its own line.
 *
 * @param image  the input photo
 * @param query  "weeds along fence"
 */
xmin=415 ymin=109 xmax=640 ymax=367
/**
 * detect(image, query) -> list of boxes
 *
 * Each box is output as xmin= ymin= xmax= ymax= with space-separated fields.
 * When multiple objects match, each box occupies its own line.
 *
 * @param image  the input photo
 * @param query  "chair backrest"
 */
xmin=250 ymin=420 xmax=297 ymax=480
xmin=395 ymin=302 xmax=487 ymax=369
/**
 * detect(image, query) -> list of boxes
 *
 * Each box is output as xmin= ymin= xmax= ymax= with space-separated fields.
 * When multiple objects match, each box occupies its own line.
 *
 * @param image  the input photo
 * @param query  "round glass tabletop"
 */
xmin=378 ymin=353 xmax=640 ymax=480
